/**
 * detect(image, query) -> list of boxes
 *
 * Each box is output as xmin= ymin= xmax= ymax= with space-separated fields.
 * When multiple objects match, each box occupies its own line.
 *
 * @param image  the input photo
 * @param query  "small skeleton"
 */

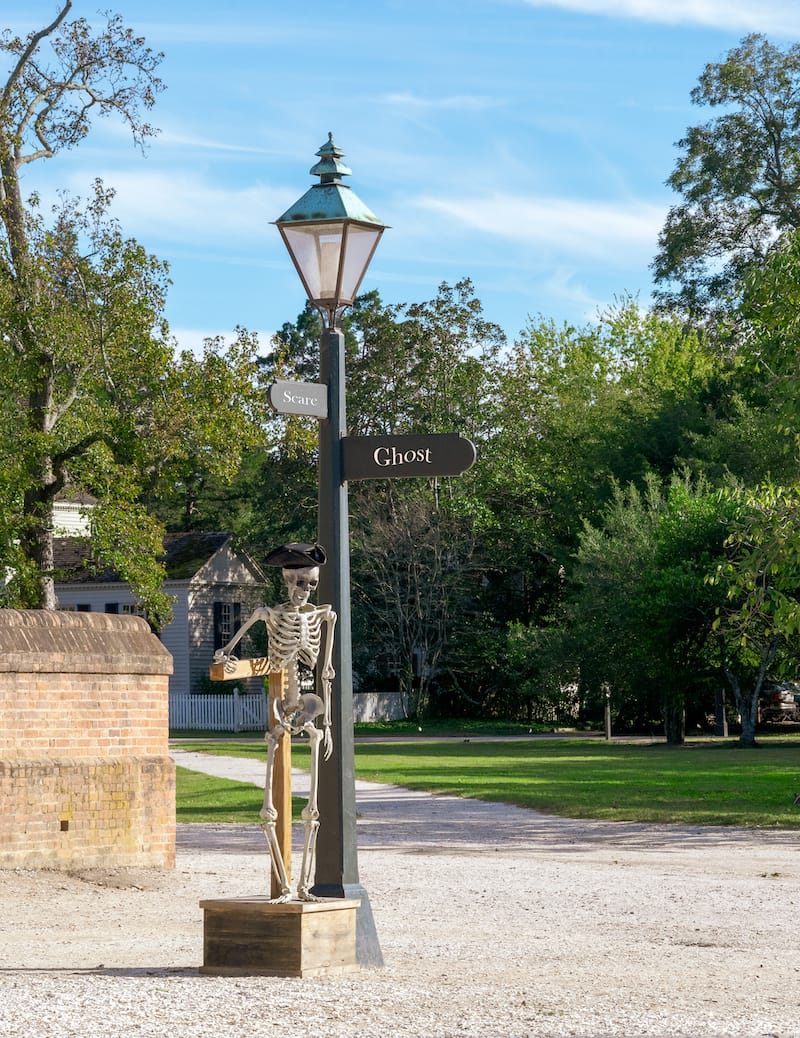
xmin=213 ymin=543 xmax=336 ymax=902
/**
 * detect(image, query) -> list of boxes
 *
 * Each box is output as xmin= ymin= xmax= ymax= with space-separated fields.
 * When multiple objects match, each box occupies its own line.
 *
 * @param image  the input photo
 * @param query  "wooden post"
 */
xmin=268 ymin=670 xmax=292 ymax=899
xmin=210 ymin=657 xmax=271 ymax=681
xmin=603 ymin=684 xmax=612 ymax=741
xmin=209 ymin=658 xmax=293 ymax=897
xmin=714 ymin=688 xmax=729 ymax=737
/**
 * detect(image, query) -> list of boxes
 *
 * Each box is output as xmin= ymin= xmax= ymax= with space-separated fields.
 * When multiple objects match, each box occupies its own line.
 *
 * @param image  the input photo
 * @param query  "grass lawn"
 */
xmin=176 ymin=766 xmax=306 ymax=823
xmin=174 ymin=733 xmax=800 ymax=828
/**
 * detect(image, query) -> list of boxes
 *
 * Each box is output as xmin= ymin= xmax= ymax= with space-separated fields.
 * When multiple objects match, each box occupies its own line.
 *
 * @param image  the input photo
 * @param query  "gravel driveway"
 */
xmin=0 ymin=748 xmax=798 ymax=1037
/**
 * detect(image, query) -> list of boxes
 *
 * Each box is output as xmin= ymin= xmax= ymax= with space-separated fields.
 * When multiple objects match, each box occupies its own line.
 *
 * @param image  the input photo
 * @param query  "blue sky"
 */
xmin=9 ymin=1 xmax=800 ymax=351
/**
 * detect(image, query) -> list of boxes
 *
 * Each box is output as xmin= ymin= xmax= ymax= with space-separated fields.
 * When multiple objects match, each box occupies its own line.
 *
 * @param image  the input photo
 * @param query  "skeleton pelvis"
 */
xmin=280 ymin=692 xmax=324 ymax=732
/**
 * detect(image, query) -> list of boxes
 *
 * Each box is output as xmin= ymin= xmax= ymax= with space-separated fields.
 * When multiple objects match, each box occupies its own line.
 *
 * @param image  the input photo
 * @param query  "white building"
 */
xmin=55 ymin=531 xmax=267 ymax=696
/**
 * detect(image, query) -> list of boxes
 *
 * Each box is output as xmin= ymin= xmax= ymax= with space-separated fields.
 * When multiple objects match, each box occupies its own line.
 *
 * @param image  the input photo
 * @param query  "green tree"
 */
xmin=346 ymin=281 xmax=504 ymax=716
xmin=559 ymin=475 xmax=730 ymax=742
xmin=143 ymin=330 xmax=269 ymax=529
xmin=0 ymin=6 xmax=267 ymax=622
xmin=709 ymin=483 xmax=800 ymax=746
xmin=653 ymin=34 xmax=800 ymax=316
xmin=1 ymin=4 xmax=164 ymax=608
xmin=483 ymin=299 xmax=716 ymax=566
xmin=734 ymin=228 xmax=800 ymax=481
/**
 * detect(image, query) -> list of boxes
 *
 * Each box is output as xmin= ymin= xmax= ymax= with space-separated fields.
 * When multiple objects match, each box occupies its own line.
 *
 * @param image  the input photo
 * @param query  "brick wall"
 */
xmin=0 ymin=609 xmax=175 ymax=869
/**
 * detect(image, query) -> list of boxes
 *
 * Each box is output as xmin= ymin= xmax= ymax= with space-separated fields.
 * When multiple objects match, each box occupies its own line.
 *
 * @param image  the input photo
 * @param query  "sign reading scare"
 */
xmin=269 ymin=380 xmax=328 ymax=419
xmin=342 ymin=433 xmax=476 ymax=481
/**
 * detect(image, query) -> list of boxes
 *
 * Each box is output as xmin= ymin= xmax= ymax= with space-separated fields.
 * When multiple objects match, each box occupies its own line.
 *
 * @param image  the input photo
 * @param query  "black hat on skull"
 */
xmin=264 ymin=542 xmax=327 ymax=569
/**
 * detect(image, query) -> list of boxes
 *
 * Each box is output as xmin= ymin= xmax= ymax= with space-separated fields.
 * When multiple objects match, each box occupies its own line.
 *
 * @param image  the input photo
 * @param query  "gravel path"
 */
xmin=0 ymin=749 xmax=798 ymax=1037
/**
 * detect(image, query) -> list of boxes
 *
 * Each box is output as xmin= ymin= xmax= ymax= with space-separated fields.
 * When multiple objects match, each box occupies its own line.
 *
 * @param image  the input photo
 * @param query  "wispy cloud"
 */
xmin=414 ymin=192 xmax=665 ymax=261
xmin=517 ymin=0 xmax=800 ymax=34
xmin=154 ymin=128 xmax=281 ymax=156
xmin=541 ymin=266 xmax=608 ymax=318
xmin=69 ymin=169 xmax=291 ymax=245
xmin=379 ymin=92 xmax=504 ymax=112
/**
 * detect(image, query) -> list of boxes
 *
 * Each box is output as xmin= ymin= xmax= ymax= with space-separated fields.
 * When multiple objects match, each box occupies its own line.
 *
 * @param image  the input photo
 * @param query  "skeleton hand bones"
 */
xmin=212 ymin=648 xmax=240 ymax=674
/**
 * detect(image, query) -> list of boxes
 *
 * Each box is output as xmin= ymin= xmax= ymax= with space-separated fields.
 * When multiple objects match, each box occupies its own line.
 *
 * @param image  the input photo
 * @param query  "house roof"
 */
xmin=54 ymin=491 xmax=98 ymax=505
xmin=162 ymin=532 xmax=231 ymax=579
xmin=54 ymin=531 xmax=252 ymax=584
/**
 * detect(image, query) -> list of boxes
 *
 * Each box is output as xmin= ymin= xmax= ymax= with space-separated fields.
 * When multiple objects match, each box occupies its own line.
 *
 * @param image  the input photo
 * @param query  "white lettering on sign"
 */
xmin=269 ymin=380 xmax=327 ymax=418
xmin=282 ymin=388 xmax=320 ymax=407
xmin=373 ymin=445 xmax=434 ymax=467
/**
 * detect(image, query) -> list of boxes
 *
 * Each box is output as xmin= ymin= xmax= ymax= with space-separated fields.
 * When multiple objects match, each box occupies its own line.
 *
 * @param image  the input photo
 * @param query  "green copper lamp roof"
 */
xmin=276 ymin=133 xmax=385 ymax=227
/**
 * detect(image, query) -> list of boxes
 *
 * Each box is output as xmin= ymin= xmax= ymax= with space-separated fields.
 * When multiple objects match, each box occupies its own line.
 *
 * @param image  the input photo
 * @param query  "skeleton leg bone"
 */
xmin=296 ymin=721 xmax=324 ymax=902
xmin=260 ymin=725 xmax=292 ymax=902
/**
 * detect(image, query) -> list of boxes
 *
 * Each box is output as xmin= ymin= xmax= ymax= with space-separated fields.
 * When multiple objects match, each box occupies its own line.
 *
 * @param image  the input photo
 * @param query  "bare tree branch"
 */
xmin=0 ymin=1 xmax=72 ymax=115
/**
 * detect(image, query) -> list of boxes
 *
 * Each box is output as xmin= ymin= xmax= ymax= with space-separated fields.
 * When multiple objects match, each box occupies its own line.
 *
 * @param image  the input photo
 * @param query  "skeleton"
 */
xmin=213 ymin=550 xmax=336 ymax=902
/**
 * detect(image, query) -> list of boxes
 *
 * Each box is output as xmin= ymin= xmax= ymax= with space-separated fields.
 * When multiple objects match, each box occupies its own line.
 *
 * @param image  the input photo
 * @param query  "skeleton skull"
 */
xmin=283 ymin=565 xmax=320 ymax=609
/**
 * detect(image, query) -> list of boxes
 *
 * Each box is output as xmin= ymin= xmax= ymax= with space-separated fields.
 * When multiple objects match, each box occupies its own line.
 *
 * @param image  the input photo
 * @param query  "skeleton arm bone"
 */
xmin=212 ymin=606 xmax=276 ymax=670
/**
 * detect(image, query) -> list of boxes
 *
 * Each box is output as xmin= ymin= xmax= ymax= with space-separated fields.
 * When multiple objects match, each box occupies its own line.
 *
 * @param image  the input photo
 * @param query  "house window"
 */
xmin=76 ymin=604 xmax=91 ymax=612
xmin=104 ymin=603 xmax=119 ymax=614
xmin=122 ymin=603 xmax=147 ymax=619
xmin=213 ymin=601 xmax=242 ymax=651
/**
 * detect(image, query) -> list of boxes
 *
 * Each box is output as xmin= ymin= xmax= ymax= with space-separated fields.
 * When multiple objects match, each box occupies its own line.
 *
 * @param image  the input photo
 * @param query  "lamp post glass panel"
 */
xmin=278 ymin=222 xmax=383 ymax=320
xmin=274 ymin=135 xmax=386 ymax=963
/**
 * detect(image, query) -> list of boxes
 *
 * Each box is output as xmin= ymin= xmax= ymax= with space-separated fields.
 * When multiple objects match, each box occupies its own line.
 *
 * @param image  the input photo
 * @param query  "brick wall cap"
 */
xmin=0 ymin=609 xmax=173 ymax=675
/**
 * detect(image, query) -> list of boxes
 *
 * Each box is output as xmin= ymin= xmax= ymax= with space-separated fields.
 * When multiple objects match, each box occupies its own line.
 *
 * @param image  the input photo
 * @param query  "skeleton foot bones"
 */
xmin=212 ymin=543 xmax=336 ymax=902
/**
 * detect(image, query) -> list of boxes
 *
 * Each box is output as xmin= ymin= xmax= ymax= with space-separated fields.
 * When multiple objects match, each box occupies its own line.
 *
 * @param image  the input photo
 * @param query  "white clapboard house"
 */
xmin=54 ymin=528 xmax=267 ymax=697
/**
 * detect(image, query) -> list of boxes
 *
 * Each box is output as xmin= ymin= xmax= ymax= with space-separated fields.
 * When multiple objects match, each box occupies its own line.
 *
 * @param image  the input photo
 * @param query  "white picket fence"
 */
xmin=169 ymin=689 xmax=406 ymax=731
xmin=169 ymin=690 xmax=269 ymax=732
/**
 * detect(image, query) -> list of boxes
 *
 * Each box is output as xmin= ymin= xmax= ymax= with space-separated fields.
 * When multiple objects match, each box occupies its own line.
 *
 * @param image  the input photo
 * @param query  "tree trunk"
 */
xmin=663 ymin=697 xmax=685 ymax=744
xmin=725 ymin=636 xmax=781 ymax=748
xmin=723 ymin=664 xmax=759 ymax=748
xmin=22 ymin=363 xmax=60 ymax=609
xmin=738 ymin=700 xmax=758 ymax=748
xmin=22 ymin=482 xmax=58 ymax=609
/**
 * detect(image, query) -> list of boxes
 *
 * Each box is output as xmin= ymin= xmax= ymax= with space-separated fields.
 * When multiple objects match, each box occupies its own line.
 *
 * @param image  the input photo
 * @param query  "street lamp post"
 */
xmin=274 ymin=135 xmax=387 ymax=966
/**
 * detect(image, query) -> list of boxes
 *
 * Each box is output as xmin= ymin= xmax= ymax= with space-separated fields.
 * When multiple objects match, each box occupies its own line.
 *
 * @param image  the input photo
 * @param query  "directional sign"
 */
xmin=269 ymin=380 xmax=328 ymax=419
xmin=342 ymin=433 xmax=476 ymax=481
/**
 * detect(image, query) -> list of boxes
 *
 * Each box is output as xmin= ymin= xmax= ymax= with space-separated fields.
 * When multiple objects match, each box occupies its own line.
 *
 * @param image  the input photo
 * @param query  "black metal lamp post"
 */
xmin=274 ymin=134 xmax=387 ymax=965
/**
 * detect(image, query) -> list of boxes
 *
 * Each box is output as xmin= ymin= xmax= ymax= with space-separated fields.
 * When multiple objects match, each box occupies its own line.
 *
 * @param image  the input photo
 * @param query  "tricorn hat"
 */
xmin=264 ymin=542 xmax=327 ymax=569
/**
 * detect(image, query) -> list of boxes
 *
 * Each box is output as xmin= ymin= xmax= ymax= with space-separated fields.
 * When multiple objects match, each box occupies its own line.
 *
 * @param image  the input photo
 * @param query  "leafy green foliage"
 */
xmin=0 ymin=9 xmax=269 ymax=620
xmin=703 ymin=483 xmax=800 ymax=745
xmin=541 ymin=475 xmax=733 ymax=741
xmin=486 ymin=299 xmax=716 ymax=562
xmin=712 ymin=484 xmax=800 ymax=642
xmin=177 ymin=281 xmax=791 ymax=729
xmin=653 ymin=34 xmax=800 ymax=315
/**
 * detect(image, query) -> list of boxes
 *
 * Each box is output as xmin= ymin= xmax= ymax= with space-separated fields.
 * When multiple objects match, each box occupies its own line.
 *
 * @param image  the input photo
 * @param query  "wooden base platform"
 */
xmin=199 ymin=896 xmax=362 ymax=978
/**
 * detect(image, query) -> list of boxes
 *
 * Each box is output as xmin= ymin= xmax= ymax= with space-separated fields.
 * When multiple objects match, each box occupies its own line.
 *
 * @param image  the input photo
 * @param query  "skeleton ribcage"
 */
xmin=266 ymin=610 xmax=322 ymax=674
